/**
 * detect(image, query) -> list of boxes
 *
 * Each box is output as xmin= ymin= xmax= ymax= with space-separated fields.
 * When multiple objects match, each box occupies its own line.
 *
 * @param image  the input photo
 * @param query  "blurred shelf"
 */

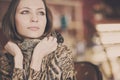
xmin=46 ymin=0 xmax=80 ymax=7
xmin=95 ymin=19 xmax=120 ymax=24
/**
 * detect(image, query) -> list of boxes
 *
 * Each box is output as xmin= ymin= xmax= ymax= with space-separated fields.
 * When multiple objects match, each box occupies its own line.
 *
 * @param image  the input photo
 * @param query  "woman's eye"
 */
xmin=21 ymin=10 xmax=29 ymax=14
xmin=38 ymin=11 xmax=45 ymax=15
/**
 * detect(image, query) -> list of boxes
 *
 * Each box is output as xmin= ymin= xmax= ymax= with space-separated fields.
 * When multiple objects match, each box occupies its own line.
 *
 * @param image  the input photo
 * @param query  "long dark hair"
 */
xmin=2 ymin=0 xmax=53 ymax=42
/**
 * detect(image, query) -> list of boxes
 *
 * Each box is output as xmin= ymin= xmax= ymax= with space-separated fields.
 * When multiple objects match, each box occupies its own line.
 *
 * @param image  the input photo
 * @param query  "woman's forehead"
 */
xmin=17 ymin=0 xmax=45 ymax=9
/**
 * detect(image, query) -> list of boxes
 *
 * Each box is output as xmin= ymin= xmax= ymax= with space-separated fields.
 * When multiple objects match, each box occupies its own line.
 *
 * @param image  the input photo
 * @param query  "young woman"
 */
xmin=0 ymin=0 xmax=76 ymax=80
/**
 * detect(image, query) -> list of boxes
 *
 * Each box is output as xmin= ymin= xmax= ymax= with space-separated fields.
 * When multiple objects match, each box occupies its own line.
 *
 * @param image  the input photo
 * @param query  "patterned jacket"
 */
xmin=0 ymin=31 xmax=76 ymax=80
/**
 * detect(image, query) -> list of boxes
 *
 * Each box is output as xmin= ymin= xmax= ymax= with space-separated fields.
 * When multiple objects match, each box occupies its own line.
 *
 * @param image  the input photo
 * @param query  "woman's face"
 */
xmin=15 ymin=0 xmax=46 ymax=38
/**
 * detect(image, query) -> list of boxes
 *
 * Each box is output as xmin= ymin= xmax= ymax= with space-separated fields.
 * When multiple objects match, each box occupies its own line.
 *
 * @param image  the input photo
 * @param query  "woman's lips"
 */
xmin=27 ymin=27 xmax=39 ymax=31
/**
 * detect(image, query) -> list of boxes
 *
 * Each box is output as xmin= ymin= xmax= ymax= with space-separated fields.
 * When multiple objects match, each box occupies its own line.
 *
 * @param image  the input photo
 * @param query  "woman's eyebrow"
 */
xmin=19 ymin=7 xmax=45 ymax=10
xmin=19 ymin=7 xmax=31 ymax=10
xmin=37 ymin=8 xmax=45 ymax=10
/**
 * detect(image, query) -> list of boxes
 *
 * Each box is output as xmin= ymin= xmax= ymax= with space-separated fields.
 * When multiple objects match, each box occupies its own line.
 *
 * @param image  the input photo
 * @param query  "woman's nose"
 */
xmin=31 ymin=14 xmax=38 ymax=22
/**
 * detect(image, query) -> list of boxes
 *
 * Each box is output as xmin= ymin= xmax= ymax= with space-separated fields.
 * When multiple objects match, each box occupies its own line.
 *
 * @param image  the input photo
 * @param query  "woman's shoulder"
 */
xmin=57 ymin=44 xmax=72 ymax=54
xmin=44 ymin=44 xmax=73 ymax=63
xmin=51 ymin=30 xmax=72 ymax=55
xmin=56 ymin=44 xmax=73 ymax=60
xmin=0 ymin=52 xmax=14 ymax=76
xmin=54 ymin=44 xmax=75 ymax=74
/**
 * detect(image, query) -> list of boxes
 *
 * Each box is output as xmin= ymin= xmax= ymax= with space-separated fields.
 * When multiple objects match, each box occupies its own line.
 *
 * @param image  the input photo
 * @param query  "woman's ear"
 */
xmin=0 ymin=28 xmax=9 ymax=49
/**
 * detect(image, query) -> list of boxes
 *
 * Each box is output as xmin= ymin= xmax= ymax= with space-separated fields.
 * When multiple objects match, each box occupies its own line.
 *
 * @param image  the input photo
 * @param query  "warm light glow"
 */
xmin=96 ymin=24 xmax=120 ymax=32
xmin=99 ymin=32 xmax=120 ymax=44
xmin=94 ymin=23 xmax=120 ymax=80
xmin=96 ymin=23 xmax=120 ymax=44
xmin=106 ymin=46 xmax=120 ymax=58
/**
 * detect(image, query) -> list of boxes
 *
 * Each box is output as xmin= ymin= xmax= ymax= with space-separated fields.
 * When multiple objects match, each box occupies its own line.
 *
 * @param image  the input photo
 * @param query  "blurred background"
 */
xmin=0 ymin=0 xmax=120 ymax=80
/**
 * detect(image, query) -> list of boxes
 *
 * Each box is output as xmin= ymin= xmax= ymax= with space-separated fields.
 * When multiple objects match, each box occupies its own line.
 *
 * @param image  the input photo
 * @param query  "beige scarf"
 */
xmin=17 ymin=38 xmax=76 ymax=80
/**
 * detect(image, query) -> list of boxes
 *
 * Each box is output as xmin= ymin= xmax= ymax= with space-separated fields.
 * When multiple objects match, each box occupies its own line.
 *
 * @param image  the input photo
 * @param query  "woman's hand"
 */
xmin=4 ymin=41 xmax=23 ymax=69
xmin=30 ymin=36 xmax=58 ymax=71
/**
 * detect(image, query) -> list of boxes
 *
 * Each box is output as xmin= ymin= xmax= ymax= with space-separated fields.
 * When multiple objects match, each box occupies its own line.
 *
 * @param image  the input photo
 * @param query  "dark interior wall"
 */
xmin=82 ymin=0 xmax=102 ymax=21
xmin=82 ymin=0 xmax=120 ymax=20
xmin=0 ymin=1 xmax=10 ymax=22
xmin=103 ymin=0 xmax=120 ymax=19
